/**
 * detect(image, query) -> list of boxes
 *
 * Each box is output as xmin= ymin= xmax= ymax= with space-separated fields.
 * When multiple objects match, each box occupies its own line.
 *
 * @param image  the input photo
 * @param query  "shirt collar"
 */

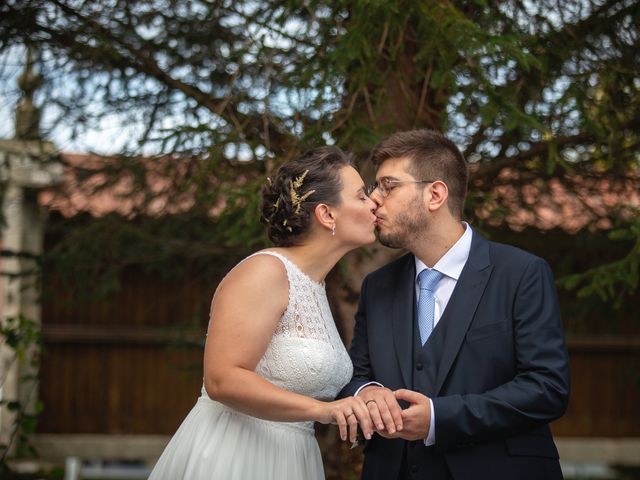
xmin=415 ymin=222 xmax=473 ymax=281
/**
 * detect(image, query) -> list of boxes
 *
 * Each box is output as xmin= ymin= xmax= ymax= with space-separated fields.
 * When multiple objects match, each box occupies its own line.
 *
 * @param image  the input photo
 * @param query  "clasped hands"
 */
xmin=329 ymin=385 xmax=430 ymax=444
xmin=358 ymin=385 xmax=431 ymax=442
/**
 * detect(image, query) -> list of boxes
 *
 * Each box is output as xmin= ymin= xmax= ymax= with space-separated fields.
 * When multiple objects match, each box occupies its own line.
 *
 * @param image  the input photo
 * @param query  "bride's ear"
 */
xmin=314 ymin=203 xmax=335 ymax=233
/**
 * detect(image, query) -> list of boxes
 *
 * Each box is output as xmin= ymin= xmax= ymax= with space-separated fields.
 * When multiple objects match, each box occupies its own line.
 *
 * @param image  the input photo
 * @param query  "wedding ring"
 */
xmin=365 ymin=399 xmax=376 ymax=405
xmin=346 ymin=412 xmax=355 ymax=418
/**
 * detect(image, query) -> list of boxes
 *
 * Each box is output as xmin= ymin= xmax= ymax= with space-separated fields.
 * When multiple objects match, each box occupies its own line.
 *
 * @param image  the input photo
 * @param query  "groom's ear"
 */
xmin=426 ymin=180 xmax=449 ymax=212
xmin=314 ymin=203 xmax=335 ymax=230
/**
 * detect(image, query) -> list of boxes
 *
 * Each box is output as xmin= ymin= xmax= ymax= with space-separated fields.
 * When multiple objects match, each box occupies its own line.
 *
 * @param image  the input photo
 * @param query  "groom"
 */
xmin=339 ymin=129 xmax=570 ymax=480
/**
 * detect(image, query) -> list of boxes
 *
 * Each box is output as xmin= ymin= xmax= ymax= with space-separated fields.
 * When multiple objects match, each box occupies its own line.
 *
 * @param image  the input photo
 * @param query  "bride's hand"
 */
xmin=317 ymin=396 xmax=373 ymax=443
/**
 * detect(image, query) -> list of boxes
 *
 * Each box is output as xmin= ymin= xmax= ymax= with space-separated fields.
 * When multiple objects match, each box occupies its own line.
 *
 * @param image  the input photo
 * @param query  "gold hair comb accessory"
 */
xmin=290 ymin=170 xmax=316 ymax=215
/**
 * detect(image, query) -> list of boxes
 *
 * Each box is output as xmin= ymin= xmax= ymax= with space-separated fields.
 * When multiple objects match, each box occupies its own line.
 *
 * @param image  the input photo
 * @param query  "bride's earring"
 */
xmin=331 ymin=224 xmax=336 ymax=236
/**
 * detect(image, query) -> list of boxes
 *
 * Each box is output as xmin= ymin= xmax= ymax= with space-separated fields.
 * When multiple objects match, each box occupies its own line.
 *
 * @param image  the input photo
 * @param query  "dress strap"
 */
xmin=248 ymin=250 xmax=295 ymax=279
xmin=249 ymin=250 xmax=325 ymax=290
xmin=245 ymin=251 xmax=295 ymax=305
xmin=250 ymin=250 xmax=290 ymax=265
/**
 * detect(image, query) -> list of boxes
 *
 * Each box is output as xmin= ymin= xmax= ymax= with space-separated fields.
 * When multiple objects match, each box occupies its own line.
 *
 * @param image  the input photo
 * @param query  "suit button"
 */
xmin=415 ymin=363 xmax=423 ymax=371
xmin=411 ymin=465 xmax=419 ymax=473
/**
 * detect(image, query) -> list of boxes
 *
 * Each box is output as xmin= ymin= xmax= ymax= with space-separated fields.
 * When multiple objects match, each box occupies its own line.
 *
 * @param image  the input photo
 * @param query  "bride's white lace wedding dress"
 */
xmin=148 ymin=251 xmax=353 ymax=479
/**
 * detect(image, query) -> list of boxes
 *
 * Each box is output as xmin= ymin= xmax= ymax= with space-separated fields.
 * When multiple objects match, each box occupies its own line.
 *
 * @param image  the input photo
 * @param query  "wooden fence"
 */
xmin=552 ymin=335 xmax=640 ymax=437
xmin=38 ymin=268 xmax=212 ymax=434
xmin=37 ymin=271 xmax=640 ymax=437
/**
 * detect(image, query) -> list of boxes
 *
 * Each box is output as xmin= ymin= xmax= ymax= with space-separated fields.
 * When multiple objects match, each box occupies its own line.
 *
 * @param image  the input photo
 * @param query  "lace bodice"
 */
xmin=249 ymin=250 xmax=353 ymax=402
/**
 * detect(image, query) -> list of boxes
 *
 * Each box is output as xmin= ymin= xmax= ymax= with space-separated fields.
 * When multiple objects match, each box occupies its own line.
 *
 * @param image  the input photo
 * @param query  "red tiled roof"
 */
xmin=39 ymin=153 xmax=228 ymax=218
xmin=39 ymin=153 xmax=639 ymax=232
xmin=476 ymin=168 xmax=639 ymax=232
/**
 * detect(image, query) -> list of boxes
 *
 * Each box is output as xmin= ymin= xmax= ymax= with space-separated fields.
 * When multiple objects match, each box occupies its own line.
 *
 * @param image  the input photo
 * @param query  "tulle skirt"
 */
xmin=148 ymin=393 xmax=324 ymax=480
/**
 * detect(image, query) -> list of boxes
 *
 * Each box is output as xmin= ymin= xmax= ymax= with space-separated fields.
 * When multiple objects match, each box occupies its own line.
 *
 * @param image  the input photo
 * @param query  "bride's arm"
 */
xmin=203 ymin=254 xmax=372 ymax=442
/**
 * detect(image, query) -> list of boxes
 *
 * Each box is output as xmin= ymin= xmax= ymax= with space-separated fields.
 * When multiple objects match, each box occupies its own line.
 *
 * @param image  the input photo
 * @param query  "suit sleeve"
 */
xmin=337 ymin=275 xmax=374 ymax=398
xmin=432 ymin=257 xmax=570 ymax=451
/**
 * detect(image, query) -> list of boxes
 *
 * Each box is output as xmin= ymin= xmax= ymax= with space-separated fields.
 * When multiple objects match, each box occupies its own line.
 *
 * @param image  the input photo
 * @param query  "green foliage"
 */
xmin=42 ymin=211 xmax=250 ymax=300
xmin=0 ymin=0 xmax=638 ymax=309
xmin=559 ymin=216 xmax=640 ymax=308
xmin=216 ymin=176 xmax=269 ymax=248
xmin=0 ymin=315 xmax=42 ymax=467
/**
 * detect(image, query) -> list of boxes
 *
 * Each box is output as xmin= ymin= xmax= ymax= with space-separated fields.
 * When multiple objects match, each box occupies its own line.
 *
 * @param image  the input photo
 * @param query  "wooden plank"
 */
xmin=28 ymin=435 xmax=640 ymax=466
xmin=565 ymin=335 xmax=640 ymax=352
xmin=41 ymin=327 xmax=640 ymax=351
xmin=41 ymin=324 xmax=204 ymax=344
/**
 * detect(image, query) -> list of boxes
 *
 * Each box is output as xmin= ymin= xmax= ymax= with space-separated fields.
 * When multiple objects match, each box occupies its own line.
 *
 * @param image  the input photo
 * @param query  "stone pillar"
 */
xmin=0 ymin=141 xmax=63 ymax=452
xmin=0 ymin=49 xmax=63 ymax=454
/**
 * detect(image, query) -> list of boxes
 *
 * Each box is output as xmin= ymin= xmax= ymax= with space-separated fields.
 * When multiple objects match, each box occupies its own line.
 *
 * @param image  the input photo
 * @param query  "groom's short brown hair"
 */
xmin=371 ymin=129 xmax=468 ymax=219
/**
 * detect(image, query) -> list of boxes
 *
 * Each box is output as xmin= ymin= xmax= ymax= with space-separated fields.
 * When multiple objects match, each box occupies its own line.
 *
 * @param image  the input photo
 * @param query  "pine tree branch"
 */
xmin=43 ymin=0 xmax=292 ymax=151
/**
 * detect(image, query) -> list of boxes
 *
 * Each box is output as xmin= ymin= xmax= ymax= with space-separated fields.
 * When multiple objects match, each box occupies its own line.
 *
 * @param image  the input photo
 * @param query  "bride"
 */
xmin=149 ymin=146 xmax=377 ymax=479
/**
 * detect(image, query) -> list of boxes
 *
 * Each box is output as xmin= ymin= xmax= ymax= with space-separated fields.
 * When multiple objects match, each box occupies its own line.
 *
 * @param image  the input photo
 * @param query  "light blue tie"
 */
xmin=417 ymin=268 xmax=444 ymax=346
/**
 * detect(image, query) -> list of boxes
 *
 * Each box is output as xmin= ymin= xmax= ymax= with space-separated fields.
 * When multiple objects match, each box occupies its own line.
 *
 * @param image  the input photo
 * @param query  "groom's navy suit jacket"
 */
xmin=339 ymin=229 xmax=570 ymax=480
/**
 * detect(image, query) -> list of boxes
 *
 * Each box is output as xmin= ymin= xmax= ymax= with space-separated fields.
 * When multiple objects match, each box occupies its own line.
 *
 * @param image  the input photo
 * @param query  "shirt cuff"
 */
xmin=424 ymin=399 xmax=435 ymax=446
xmin=354 ymin=381 xmax=384 ymax=396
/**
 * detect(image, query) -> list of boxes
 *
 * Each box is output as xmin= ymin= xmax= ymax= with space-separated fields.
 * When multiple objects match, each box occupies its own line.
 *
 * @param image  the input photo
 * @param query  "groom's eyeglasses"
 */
xmin=366 ymin=177 xmax=435 ymax=198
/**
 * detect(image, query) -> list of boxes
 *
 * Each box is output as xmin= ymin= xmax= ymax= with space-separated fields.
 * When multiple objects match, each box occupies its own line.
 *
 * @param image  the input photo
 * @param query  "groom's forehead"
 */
xmin=376 ymin=156 xmax=412 ymax=177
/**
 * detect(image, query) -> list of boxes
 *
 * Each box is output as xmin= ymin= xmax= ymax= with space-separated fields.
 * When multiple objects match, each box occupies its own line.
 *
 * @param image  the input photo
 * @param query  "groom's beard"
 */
xmin=377 ymin=199 xmax=428 ymax=250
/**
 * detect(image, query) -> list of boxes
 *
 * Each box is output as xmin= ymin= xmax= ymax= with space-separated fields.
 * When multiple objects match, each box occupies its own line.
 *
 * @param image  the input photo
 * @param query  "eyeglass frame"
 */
xmin=366 ymin=177 xmax=436 ymax=198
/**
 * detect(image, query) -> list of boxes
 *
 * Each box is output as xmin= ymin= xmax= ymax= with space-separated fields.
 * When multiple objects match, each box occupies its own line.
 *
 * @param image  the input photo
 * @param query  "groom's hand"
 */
xmin=358 ymin=385 xmax=403 ymax=434
xmin=391 ymin=389 xmax=431 ymax=441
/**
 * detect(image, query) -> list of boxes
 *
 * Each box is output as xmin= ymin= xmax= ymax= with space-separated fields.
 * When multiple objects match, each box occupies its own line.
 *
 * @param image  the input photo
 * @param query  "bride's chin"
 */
xmin=353 ymin=235 xmax=376 ymax=247
xmin=366 ymin=233 xmax=377 ymax=244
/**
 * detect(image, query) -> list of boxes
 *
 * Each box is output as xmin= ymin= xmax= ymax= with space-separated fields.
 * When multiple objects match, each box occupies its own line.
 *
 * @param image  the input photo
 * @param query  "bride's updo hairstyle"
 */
xmin=261 ymin=146 xmax=353 ymax=247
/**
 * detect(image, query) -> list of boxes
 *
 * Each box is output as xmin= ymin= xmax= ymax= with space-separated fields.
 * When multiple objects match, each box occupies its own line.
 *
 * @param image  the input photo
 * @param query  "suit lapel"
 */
xmin=435 ymin=231 xmax=492 ymax=394
xmin=391 ymin=255 xmax=416 ymax=388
